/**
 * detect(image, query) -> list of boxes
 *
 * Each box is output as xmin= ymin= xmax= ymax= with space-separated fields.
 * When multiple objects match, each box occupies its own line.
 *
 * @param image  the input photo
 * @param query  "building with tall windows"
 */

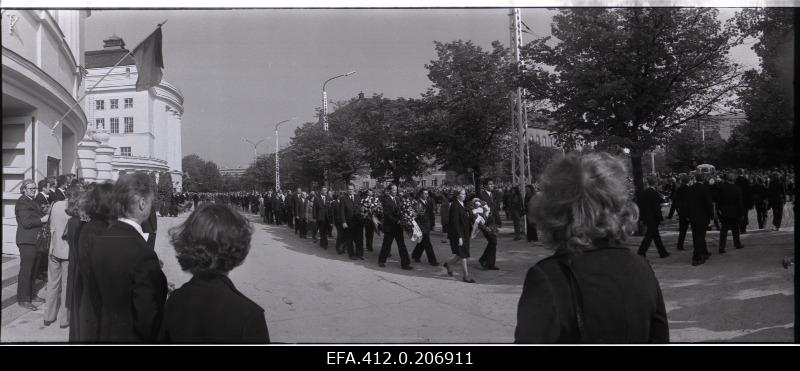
xmin=84 ymin=35 xmax=185 ymax=190
xmin=3 ymin=9 xmax=92 ymax=254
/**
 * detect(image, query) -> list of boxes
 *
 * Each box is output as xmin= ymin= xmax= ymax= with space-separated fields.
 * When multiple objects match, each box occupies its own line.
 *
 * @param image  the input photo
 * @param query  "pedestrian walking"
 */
xmin=735 ymin=169 xmax=753 ymax=234
xmin=717 ymin=172 xmax=745 ymax=253
xmin=43 ymin=185 xmax=77 ymax=328
xmin=477 ymin=180 xmax=500 ymax=270
xmin=339 ymin=184 xmax=364 ymax=260
xmin=524 ymin=184 xmax=538 ymax=242
xmin=443 ymin=187 xmax=474 ymax=282
xmin=314 ymin=187 xmax=331 ymax=249
xmin=159 ymin=203 xmax=269 ymax=343
xmin=377 ymin=184 xmax=412 ymax=269
xmin=516 ymin=152 xmax=668 ymax=343
xmin=672 ymin=174 xmax=691 ymax=251
xmin=767 ymin=172 xmax=786 ymax=231
xmin=411 ymin=189 xmax=438 ymax=266
xmin=637 ymin=175 xmax=670 ymax=259
xmin=686 ymin=173 xmax=714 ymax=266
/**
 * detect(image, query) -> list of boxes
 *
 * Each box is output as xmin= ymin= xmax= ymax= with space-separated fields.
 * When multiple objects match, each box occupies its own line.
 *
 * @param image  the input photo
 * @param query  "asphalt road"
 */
xmin=2 ymin=204 xmax=794 ymax=343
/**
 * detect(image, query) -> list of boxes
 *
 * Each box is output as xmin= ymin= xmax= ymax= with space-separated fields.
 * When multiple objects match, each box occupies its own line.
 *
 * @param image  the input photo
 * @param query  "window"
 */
xmin=432 ymin=178 xmax=438 ymax=187
xmin=110 ymin=118 xmax=119 ymax=133
xmin=124 ymin=98 xmax=133 ymax=109
xmin=95 ymin=100 xmax=104 ymax=110
xmin=421 ymin=180 xmax=427 ymax=187
xmin=120 ymin=147 xmax=131 ymax=156
xmin=124 ymin=117 xmax=134 ymax=133
xmin=110 ymin=99 xmax=118 ymax=109
xmin=363 ymin=181 xmax=369 ymax=189
xmin=95 ymin=118 xmax=105 ymax=130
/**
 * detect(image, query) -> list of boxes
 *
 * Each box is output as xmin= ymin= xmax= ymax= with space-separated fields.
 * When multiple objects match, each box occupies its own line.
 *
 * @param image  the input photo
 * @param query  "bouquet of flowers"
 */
xmin=469 ymin=198 xmax=497 ymax=239
xmin=399 ymin=197 xmax=423 ymax=242
xmin=360 ymin=196 xmax=383 ymax=235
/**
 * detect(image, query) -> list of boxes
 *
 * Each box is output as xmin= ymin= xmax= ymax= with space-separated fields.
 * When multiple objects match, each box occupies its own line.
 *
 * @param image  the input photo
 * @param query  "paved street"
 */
xmin=1 ymin=205 xmax=794 ymax=343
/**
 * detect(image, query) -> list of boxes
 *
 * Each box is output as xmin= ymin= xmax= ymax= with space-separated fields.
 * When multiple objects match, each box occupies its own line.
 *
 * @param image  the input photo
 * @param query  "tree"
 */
xmin=664 ymin=123 xmax=725 ymax=171
xmin=423 ymin=40 xmax=515 ymax=192
xmin=181 ymin=154 xmax=222 ymax=192
xmin=727 ymin=8 xmax=794 ymax=167
xmin=521 ymin=8 xmax=743 ymax=199
xmin=529 ymin=142 xmax=562 ymax=182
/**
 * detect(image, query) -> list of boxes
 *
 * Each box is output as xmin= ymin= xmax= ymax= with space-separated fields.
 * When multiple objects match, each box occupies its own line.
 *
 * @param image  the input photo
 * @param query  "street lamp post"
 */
xmin=274 ymin=118 xmax=294 ymax=192
xmin=241 ymin=137 xmax=266 ymax=159
xmin=322 ymin=71 xmax=356 ymax=132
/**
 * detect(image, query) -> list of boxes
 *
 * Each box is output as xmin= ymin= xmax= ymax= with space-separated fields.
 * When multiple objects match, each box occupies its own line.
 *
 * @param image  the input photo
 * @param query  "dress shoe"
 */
xmin=478 ymin=259 xmax=487 ymax=268
xmin=462 ymin=277 xmax=476 ymax=283
xmin=735 ymin=245 xmax=744 ymax=250
xmin=718 ymin=248 xmax=726 ymax=254
xmin=18 ymin=302 xmax=38 ymax=311
xmin=430 ymin=262 xmax=440 ymax=267
xmin=443 ymin=263 xmax=453 ymax=276
xmin=413 ymin=258 xmax=421 ymax=263
xmin=401 ymin=265 xmax=413 ymax=270
xmin=486 ymin=266 xmax=500 ymax=270
xmin=43 ymin=320 xmax=54 ymax=326
xmin=378 ymin=263 xmax=386 ymax=267
xmin=32 ymin=297 xmax=45 ymax=304
xmin=691 ymin=259 xmax=703 ymax=266
xmin=659 ymin=253 xmax=670 ymax=259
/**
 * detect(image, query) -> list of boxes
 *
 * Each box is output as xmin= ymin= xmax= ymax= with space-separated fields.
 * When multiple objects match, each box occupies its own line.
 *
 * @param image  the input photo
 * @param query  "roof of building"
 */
xmin=85 ymin=48 xmax=135 ymax=69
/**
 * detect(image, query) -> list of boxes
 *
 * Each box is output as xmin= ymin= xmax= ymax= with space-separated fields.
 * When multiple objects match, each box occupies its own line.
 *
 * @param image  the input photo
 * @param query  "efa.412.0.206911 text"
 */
xmin=326 ymin=351 xmax=473 ymax=366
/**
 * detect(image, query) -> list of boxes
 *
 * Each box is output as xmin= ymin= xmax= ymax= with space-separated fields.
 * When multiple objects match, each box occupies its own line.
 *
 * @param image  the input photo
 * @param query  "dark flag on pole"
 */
xmin=131 ymin=26 xmax=164 ymax=91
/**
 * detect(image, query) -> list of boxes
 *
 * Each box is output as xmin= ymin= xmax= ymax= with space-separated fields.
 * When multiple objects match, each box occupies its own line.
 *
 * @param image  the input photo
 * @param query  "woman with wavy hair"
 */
xmin=159 ymin=203 xmax=269 ymax=343
xmin=515 ymin=152 xmax=668 ymax=343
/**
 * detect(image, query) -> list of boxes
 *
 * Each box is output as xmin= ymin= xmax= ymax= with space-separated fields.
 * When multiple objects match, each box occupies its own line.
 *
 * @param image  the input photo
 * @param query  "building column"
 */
xmin=77 ymin=134 xmax=99 ymax=183
xmin=93 ymin=130 xmax=114 ymax=182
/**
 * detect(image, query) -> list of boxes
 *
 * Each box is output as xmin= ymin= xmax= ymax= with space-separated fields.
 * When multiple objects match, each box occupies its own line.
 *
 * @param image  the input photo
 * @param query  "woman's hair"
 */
xmin=531 ymin=152 xmax=639 ymax=254
xmin=65 ymin=185 xmax=84 ymax=217
xmin=169 ymin=203 xmax=253 ymax=275
xmin=84 ymin=183 xmax=115 ymax=222
xmin=112 ymin=172 xmax=154 ymax=218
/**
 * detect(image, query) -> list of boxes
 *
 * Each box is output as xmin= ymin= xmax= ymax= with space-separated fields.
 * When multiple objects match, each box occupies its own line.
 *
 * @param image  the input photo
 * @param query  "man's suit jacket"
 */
xmin=15 ymin=195 xmax=45 ymax=245
xmin=159 ymin=273 xmax=269 ymax=343
xmin=313 ymin=195 xmax=331 ymax=223
xmin=331 ymin=198 xmax=341 ymax=225
xmin=53 ymin=188 xmax=67 ymax=202
xmin=673 ymin=185 xmax=689 ymax=217
xmin=716 ymin=182 xmax=743 ymax=220
xmin=294 ymin=195 xmax=305 ymax=217
xmin=447 ymin=199 xmax=471 ymax=241
xmin=638 ymin=188 xmax=664 ymax=226
xmin=338 ymin=194 xmax=361 ymax=226
xmin=685 ymin=183 xmax=714 ymax=225
xmin=767 ymin=180 xmax=786 ymax=208
xmin=35 ymin=192 xmax=51 ymax=205
xmin=87 ymin=221 xmax=168 ymax=343
xmin=735 ymin=176 xmax=753 ymax=209
xmin=479 ymin=189 xmax=501 ymax=225
xmin=415 ymin=198 xmax=436 ymax=233
xmin=270 ymin=195 xmax=280 ymax=211
xmin=381 ymin=194 xmax=402 ymax=234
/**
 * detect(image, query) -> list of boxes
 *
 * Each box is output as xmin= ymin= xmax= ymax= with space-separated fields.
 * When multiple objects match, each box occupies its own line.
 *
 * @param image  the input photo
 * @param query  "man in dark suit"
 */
xmin=15 ymin=179 xmax=49 ymax=311
xmin=314 ymin=187 xmax=331 ymax=249
xmin=270 ymin=191 xmax=281 ymax=225
xmin=637 ymin=176 xmax=670 ymax=259
xmin=672 ymin=174 xmax=691 ymax=251
xmin=86 ymin=172 xmax=167 ymax=342
xmin=717 ymin=172 xmax=744 ymax=253
xmin=294 ymin=188 xmax=304 ymax=235
xmin=286 ymin=190 xmax=295 ymax=230
xmin=686 ymin=173 xmax=714 ymax=266
xmin=477 ymin=179 xmax=500 ymax=270
xmin=734 ymin=169 xmax=753 ymax=234
xmin=411 ymin=189 xmax=438 ymax=266
xmin=767 ymin=172 xmax=786 ymax=231
xmin=35 ymin=179 xmax=52 ymax=206
xmin=339 ymin=184 xmax=364 ymax=260
xmin=362 ymin=189 xmax=376 ymax=252
xmin=378 ymin=184 xmax=412 ymax=269
xmin=264 ymin=191 xmax=274 ymax=224
xmin=52 ymin=175 xmax=67 ymax=202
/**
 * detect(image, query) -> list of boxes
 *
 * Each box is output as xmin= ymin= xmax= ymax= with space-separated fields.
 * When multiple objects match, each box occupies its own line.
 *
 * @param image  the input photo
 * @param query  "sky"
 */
xmin=83 ymin=8 xmax=758 ymax=169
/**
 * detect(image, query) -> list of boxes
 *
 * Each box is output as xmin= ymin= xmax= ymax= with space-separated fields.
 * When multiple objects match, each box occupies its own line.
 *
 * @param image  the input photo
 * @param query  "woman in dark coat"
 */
xmin=515 ymin=153 xmax=668 ymax=343
xmin=159 ymin=203 xmax=269 ymax=343
xmin=84 ymin=174 xmax=168 ymax=343
xmin=72 ymin=182 xmax=115 ymax=342
xmin=443 ymin=188 xmax=475 ymax=283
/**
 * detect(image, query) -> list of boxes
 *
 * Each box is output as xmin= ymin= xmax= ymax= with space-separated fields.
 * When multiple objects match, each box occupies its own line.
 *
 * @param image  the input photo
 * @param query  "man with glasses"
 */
xmin=15 ymin=180 xmax=50 ymax=311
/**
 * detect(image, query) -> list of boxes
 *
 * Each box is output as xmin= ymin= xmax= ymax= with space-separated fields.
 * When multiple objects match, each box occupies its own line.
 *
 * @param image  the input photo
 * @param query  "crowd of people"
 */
xmin=13 ymin=156 xmax=793 ymax=343
xmin=14 ymin=173 xmax=268 ymax=343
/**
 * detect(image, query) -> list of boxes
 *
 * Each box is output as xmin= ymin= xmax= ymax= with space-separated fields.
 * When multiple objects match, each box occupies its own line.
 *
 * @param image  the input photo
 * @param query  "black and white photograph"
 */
xmin=0 ymin=0 xmax=795 ymax=346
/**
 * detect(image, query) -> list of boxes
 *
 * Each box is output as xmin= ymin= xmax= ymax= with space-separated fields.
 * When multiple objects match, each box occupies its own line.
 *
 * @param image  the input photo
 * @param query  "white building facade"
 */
xmin=84 ymin=36 xmax=184 ymax=190
xmin=2 ymin=9 xmax=92 ymax=254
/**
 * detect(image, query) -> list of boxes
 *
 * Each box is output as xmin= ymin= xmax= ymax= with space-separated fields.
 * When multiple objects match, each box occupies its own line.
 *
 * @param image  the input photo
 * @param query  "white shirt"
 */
xmin=117 ymin=217 xmax=149 ymax=242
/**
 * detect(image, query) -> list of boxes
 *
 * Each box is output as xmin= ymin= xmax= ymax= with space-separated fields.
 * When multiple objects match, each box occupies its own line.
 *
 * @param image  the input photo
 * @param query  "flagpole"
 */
xmin=50 ymin=20 xmax=167 ymax=135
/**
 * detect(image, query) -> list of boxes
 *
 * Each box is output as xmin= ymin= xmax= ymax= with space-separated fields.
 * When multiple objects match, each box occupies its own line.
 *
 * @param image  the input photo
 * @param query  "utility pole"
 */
xmin=510 ymin=8 xmax=530 ymax=234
